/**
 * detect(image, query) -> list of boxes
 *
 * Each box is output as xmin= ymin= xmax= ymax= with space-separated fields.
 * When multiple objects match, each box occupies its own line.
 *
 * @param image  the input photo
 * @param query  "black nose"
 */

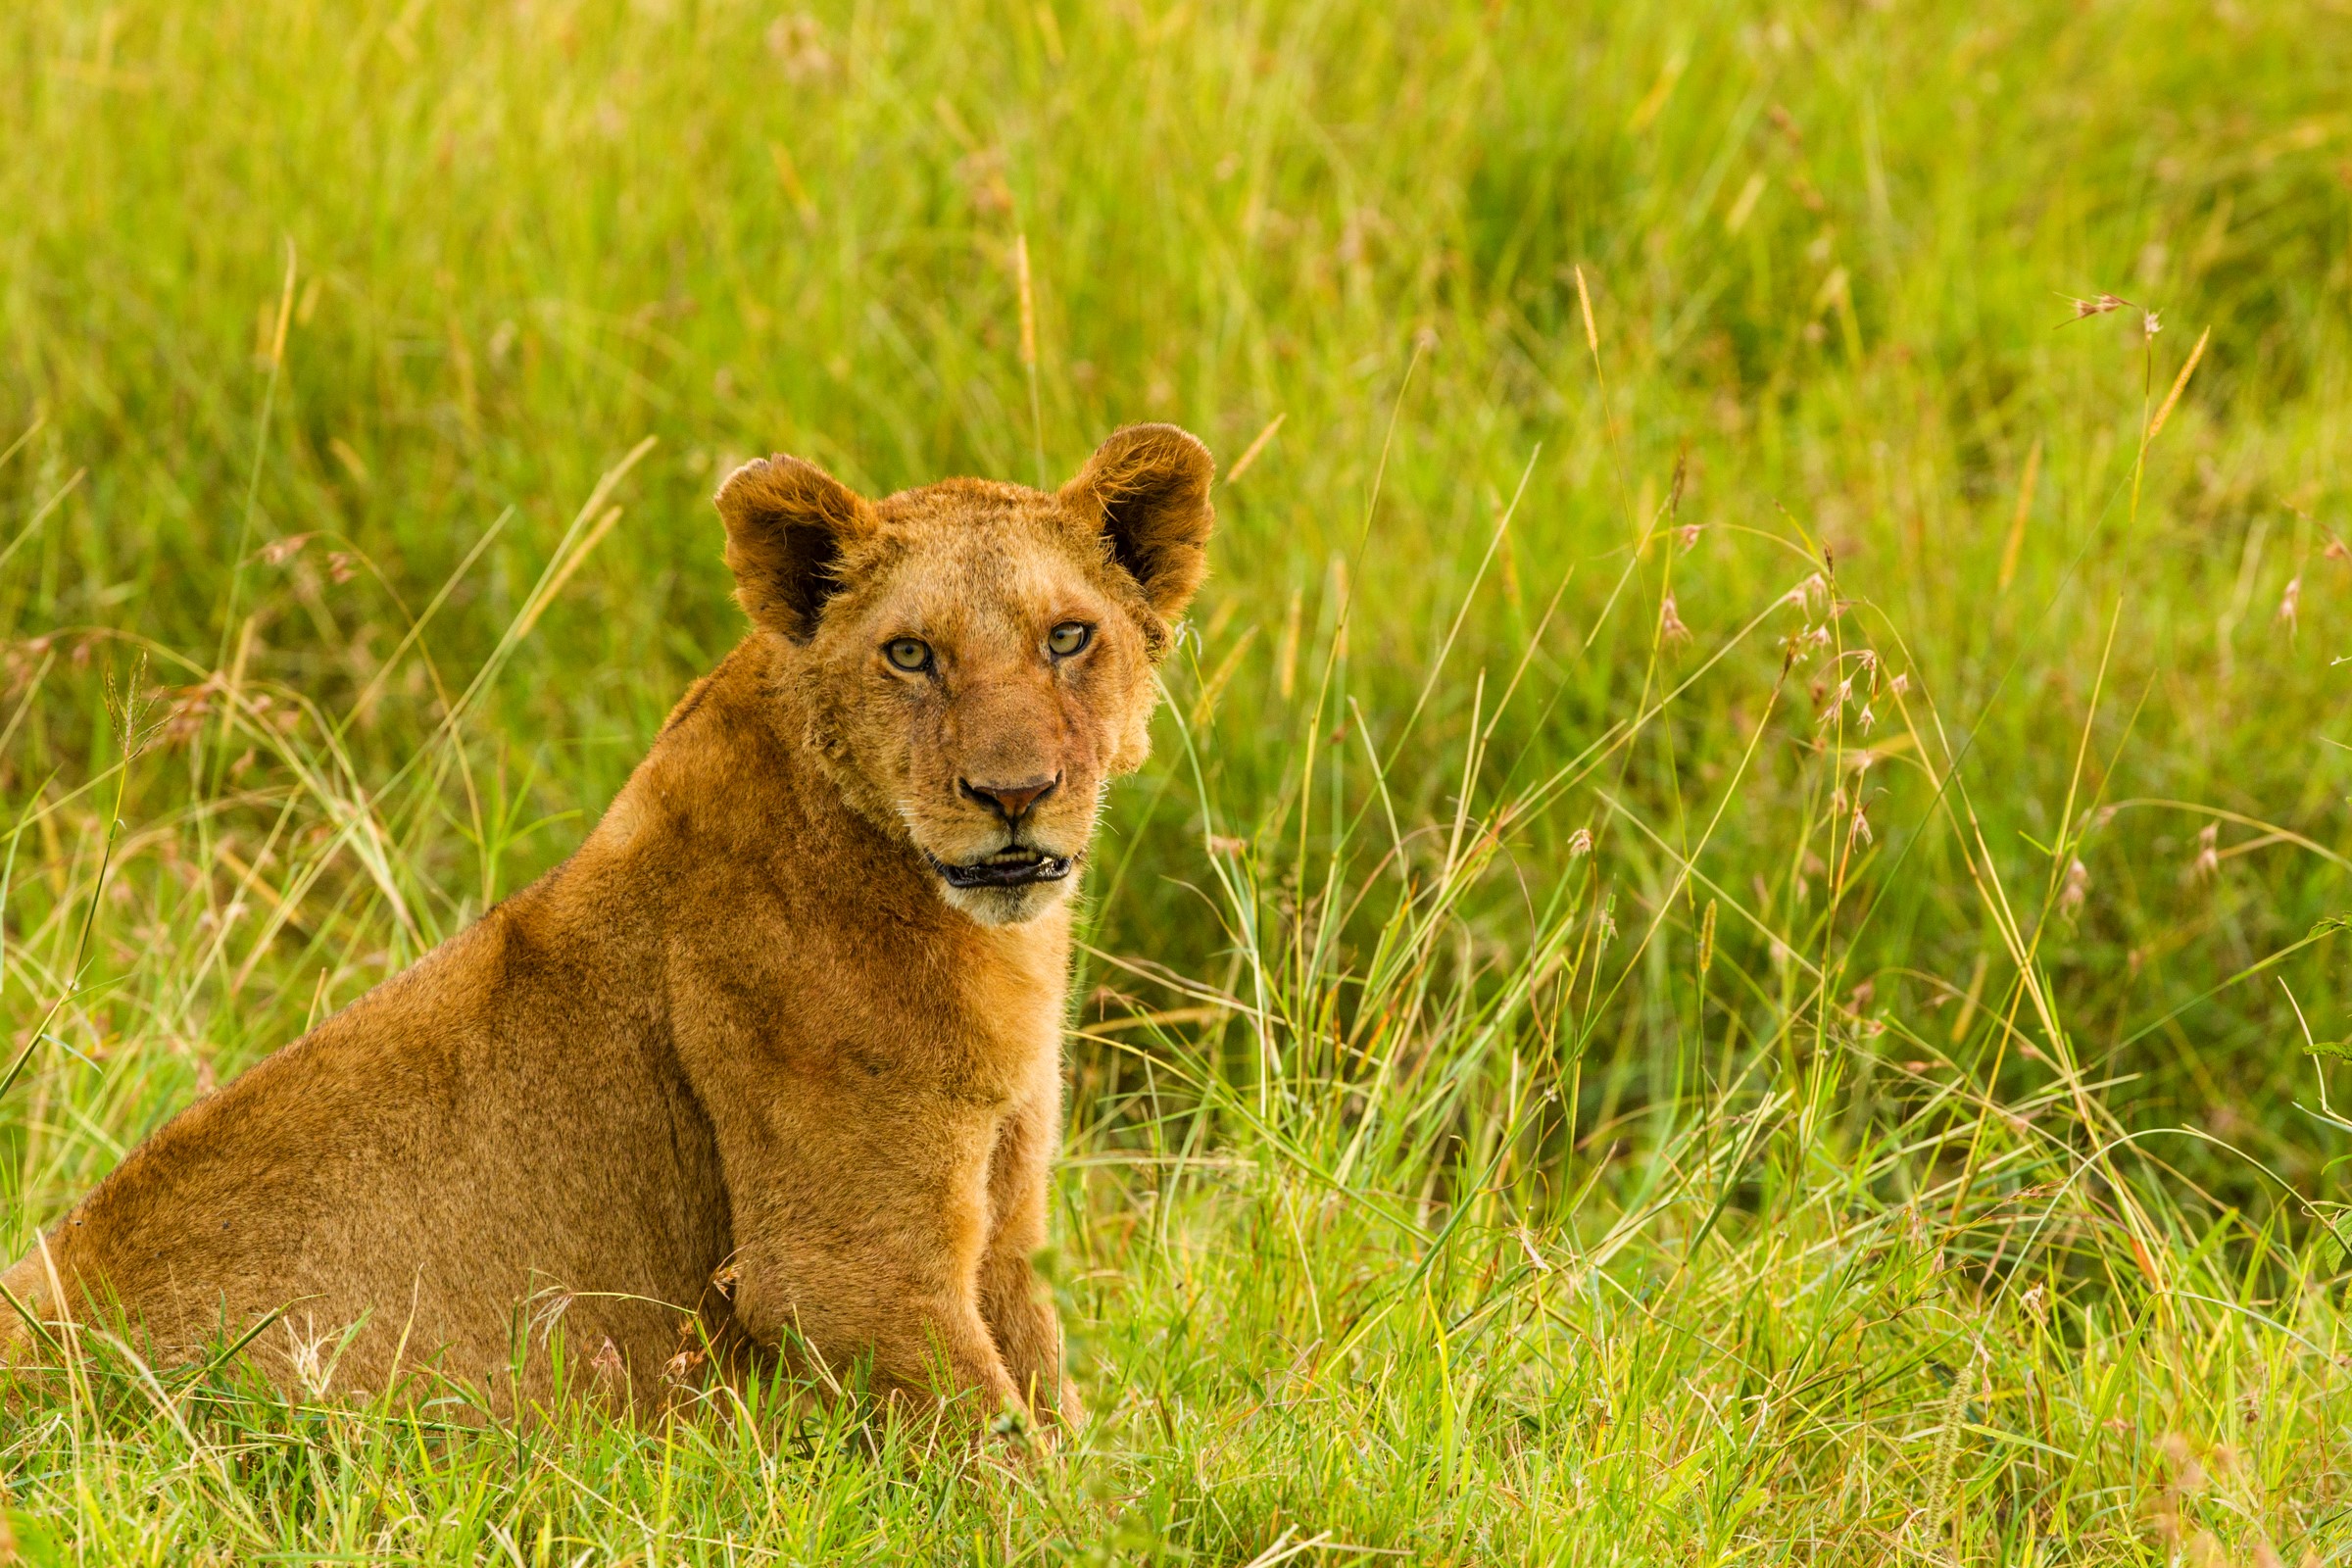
xmin=959 ymin=774 xmax=1059 ymax=826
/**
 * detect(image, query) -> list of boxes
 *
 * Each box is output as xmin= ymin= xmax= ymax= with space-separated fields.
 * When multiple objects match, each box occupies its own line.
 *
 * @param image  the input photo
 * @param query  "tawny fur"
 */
xmin=0 ymin=424 xmax=1216 ymax=1426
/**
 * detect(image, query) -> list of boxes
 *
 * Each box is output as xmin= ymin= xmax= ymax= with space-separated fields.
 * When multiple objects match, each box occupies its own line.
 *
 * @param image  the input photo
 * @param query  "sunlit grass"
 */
xmin=7 ymin=0 xmax=2352 ymax=1560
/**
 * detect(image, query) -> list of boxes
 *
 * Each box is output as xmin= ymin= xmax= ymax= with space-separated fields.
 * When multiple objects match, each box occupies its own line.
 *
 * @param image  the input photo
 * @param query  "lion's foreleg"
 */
xmin=726 ymin=1119 xmax=1020 ymax=1429
xmin=977 ymin=1097 xmax=1081 ymax=1430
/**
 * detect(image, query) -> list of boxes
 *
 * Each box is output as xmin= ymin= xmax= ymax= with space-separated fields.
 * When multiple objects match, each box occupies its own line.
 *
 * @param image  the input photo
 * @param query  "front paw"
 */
xmin=985 ymin=1380 xmax=1081 ymax=1453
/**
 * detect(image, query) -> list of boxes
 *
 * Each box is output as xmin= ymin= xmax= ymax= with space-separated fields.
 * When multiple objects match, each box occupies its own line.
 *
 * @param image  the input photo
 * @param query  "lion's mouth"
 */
xmin=929 ymin=847 xmax=1075 ymax=889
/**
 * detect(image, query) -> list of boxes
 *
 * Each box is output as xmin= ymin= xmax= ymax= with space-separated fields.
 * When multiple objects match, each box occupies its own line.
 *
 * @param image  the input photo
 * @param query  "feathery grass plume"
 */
xmin=1922 ymin=1339 xmax=1986 ymax=1550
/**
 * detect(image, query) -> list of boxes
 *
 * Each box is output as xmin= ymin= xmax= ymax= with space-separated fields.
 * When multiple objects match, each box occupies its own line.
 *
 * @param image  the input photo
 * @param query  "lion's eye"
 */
xmin=1048 ymin=621 xmax=1092 ymax=658
xmin=884 ymin=638 xmax=932 ymax=672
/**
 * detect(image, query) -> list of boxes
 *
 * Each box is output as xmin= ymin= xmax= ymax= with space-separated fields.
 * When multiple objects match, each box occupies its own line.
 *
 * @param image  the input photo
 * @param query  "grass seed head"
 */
xmin=1658 ymin=591 xmax=1690 ymax=645
xmin=2158 ymin=1431 xmax=2208 ymax=1493
xmin=2060 ymin=858 xmax=2089 ymax=918
xmin=528 ymin=1290 xmax=575 ymax=1345
xmin=2193 ymin=822 xmax=2220 ymax=882
xmin=2066 ymin=291 xmax=2135 ymax=320
xmin=765 ymin=13 xmax=834 ymax=82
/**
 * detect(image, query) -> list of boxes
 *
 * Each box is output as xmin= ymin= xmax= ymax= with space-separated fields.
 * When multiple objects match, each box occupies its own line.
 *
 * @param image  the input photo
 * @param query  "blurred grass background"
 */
xmin=6 ymin=0 xmax=2352 ymax=1560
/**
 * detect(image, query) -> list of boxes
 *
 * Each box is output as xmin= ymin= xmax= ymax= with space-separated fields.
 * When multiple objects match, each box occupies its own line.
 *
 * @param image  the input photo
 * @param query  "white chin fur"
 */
xmin=938 ymin=875 xmax=1073 ymax=926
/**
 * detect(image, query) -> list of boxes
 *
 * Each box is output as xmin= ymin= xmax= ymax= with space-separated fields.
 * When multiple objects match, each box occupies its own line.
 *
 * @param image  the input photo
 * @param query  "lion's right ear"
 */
xmin=713 ymin=456 xmax=876 ymax=642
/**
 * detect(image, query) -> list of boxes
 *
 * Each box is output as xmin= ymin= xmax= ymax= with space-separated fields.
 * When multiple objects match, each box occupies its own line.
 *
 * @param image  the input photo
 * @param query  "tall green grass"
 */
xmin=6 ymin=0 xmax=2352 ymax=1559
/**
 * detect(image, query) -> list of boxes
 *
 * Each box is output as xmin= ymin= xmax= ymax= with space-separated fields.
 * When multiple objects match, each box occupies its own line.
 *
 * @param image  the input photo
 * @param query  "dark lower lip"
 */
xmin=929 ymin=853 xmax=1074 ymax=889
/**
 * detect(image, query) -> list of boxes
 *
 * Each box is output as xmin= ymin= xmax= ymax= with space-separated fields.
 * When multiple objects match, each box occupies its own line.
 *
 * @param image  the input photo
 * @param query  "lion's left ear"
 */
xmin=1059 ymin=424 xmax=1216 ymax=625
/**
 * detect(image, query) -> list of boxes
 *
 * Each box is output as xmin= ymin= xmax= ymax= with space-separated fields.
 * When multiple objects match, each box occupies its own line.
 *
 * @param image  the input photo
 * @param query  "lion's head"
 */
xmin=712 ymin=424 xmax=1214 ymax=925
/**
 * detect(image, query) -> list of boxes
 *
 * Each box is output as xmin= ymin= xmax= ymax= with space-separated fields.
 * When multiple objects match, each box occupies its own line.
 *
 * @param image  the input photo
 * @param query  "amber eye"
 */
xmin=1048 ymin=621 xmax=1092 ymax=658
xmin=884 ymin=637 xmax=932 ymax=672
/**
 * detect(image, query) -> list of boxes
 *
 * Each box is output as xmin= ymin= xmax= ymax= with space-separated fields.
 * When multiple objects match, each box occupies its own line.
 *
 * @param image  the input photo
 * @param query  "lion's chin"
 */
xmin=935 ymin=872 xmax=1077 ymax=927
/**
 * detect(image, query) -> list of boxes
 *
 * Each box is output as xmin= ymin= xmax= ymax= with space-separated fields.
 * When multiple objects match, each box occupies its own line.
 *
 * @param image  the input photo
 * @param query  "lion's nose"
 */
xmin=959 ymin=774 xmax=1059 ymax=827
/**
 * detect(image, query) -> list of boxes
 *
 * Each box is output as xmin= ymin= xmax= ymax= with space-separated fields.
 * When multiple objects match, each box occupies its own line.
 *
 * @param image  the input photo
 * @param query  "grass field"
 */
xmin=6 ymin=0 xmax=2352 ymax=1559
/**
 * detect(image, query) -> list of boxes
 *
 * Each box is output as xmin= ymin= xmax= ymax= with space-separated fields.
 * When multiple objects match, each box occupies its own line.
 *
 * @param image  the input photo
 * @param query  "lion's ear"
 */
xmin=1059 ymin=424 xmax=1216 ymax=623
xmin=713 ymin=456 xmax=875 ymax=642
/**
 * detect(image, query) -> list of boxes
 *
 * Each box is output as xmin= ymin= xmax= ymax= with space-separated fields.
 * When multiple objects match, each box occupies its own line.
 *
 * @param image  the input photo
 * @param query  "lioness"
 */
xmin=0 ymin=424 xmax=1216 ymax=1427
